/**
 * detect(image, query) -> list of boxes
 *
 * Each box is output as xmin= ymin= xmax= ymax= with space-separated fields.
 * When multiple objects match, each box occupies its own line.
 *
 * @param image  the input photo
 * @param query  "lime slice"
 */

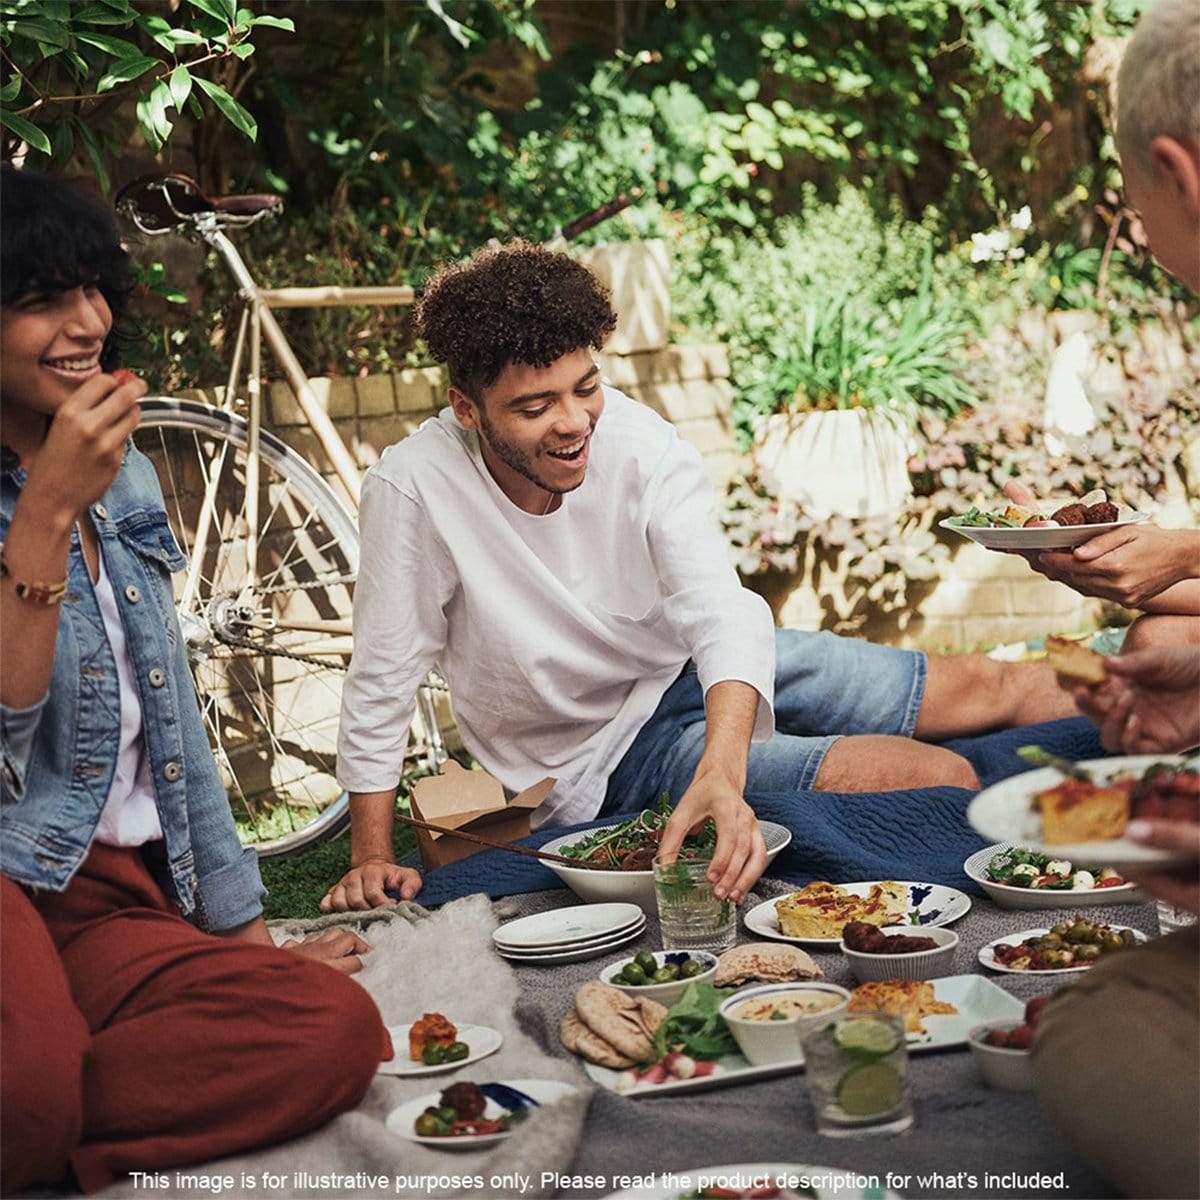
xmin=833 ymin=1017 xmax=901 ymax=1057
xmin=837 ymin=1061 xmax=905 ymax=1117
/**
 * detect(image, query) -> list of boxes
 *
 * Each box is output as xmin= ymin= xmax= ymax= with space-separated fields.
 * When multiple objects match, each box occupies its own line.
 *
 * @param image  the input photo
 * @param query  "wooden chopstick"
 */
xmin=395 ymin=811 xmax=599 ymax=869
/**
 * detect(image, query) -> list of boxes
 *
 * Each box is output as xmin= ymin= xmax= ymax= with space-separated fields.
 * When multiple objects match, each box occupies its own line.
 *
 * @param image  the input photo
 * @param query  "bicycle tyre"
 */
xmin=136 ymin=397 xmax=358 ymax=858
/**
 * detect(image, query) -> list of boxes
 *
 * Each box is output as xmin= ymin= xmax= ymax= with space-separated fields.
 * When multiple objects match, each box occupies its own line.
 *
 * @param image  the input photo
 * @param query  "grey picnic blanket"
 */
xmin=102 ymin=883 xmax=1160 ymax=1200
xmin=100 ymin=896 xmax=592 ymax=1200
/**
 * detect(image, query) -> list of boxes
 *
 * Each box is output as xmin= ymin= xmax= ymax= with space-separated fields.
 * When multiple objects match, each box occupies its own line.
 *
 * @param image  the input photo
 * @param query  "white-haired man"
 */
xmin=1032 ymin=5 xmax=1200 ymax=1198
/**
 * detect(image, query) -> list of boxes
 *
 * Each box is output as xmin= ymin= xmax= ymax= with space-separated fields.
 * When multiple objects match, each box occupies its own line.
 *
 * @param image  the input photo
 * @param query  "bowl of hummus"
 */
xmin=718 ymin=982 xmax=850 ymax=1065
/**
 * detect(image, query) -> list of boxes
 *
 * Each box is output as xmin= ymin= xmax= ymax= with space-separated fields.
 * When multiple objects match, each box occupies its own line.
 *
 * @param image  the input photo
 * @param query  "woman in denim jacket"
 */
xmin=0 ymin=167 xmax=391 ymax=1193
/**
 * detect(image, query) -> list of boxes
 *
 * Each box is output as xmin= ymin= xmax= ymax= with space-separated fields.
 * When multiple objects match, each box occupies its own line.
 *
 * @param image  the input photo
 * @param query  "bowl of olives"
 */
xmin=600 ymin=948 xmax=717 ymax=1005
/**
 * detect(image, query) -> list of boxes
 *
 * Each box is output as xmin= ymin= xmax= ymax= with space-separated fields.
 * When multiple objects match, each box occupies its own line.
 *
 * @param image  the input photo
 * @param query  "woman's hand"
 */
xmin=320 ymin=860 xmax=423 ymax=912
xmin=22 ymin=370 xmax=145 ymax=519
xmin=279 ymin=928 xmax=373 ymax=975
xmin=1035 ymin=525 xmax=1198 ymax=608
xmin=1124 ymin=819 xmax=1200 ymax=917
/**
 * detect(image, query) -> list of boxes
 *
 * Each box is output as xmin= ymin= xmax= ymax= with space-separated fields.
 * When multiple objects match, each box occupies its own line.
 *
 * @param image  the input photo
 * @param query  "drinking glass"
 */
xmin=652 ymin=857 xmax=737 ymax=952
xmin=801 ymin=1013 xmax=915 ymax=1137
xmin=1156 ymin=900 xmax=1198 ymax=936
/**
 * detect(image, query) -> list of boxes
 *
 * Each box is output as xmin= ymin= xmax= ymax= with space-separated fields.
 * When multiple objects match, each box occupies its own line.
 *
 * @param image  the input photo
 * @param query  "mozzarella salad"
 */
xmin=985 ymin=846 xmax=1125 ymax=891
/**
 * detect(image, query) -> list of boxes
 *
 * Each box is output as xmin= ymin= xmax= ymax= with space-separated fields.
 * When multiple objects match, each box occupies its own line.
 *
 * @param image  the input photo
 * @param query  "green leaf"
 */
xmin=195 ymin=74 xmax=256 ymax=140
xmin=50 ymin=115 xmax=73 ymax=160
xmin=136 ymin=84 xmax=171 ymax=151
xmin=249 ymin=14 xmax=294 ymax=31
xmin=0 ymin=75 xmax=20 ymax=102
xmin=136 ymin=12 xmax=204 ymax=51
xmin=7 ymin=18 xmax=71 ymax=48
xmin=187 ymin=0 xmax=232 ymax=25
xmin=230 ymin=41 xmax=254 ymax=59
xmin=0 ymin=108 xmax=50 ymax=154
xmin=168 ymin=63 xmax=191 ymax=109
xmin=186 ymin=91 xmax=203 ymax=119
xmin=977 ymin=20 xmax=1013 ymax=69
xmin=96 ymin=53 xmax=158 ymax=92
xmin=74 ymin=118 xmax=111 ymax=192
xmin=74 ymin=31 xmax=140 ymax=58
xmin=71 ymin=5 xmax=136 ymax=25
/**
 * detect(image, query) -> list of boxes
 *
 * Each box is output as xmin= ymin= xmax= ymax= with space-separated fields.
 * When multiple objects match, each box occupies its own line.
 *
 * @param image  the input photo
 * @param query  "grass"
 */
xmin=260 ymin=823 xmax=418 ymax=919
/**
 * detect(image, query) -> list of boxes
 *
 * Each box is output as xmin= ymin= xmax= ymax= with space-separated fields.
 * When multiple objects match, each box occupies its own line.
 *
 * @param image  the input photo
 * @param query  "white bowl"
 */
xmin=539 ymin=821 xmax=792 ymax=912
xmin=963 ymin=844 xmax=1144 ymax=909
xmin=599 ymin=950 xmax=718 ymax=1007
xmin=839 ymin=925 xmax=959 ymax=982
xmin=718 ymin=982 xmax=850 ymax=1066
xmin=967 ymin=1020 xmax=1035 ymax=1091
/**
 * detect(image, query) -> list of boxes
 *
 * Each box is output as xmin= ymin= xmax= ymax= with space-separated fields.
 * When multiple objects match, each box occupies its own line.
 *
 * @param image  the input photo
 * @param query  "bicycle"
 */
xmin=116 ymin=174 xmax=634 ymax=857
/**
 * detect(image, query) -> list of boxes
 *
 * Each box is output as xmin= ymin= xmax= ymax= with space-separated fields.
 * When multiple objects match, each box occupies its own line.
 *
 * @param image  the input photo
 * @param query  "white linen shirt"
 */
xmin=336 ymin=385 xmax=776 ymax=827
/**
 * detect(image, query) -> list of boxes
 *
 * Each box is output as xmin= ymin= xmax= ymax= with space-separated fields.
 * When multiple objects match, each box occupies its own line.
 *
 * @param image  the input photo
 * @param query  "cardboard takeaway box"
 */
xmin=409 ymin=760 xmax=556 ymax=870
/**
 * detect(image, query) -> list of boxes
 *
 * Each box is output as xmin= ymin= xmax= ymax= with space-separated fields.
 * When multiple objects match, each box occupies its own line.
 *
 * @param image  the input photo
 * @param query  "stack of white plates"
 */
xmin=493 ymin=902 xmax=647 ymax=965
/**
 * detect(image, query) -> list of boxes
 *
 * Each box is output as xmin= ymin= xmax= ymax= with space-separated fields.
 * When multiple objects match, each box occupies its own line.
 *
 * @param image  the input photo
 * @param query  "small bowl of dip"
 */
xmin=718 ymin=982 xmax=850 ymax=1066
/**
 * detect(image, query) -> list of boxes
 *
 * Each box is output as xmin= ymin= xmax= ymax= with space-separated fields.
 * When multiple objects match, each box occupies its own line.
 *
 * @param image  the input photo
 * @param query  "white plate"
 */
xmin=979 ymin=926 xmax=1148 ymax=975
xmin=497 ymin=917 xmax=646 ymax=957
xmin=967 ymin=756 xmax=1195 ymax=868
xmin=497 ymin=922 xmax=645 ymax=964
xmin=586 ymin=974 xmax=1021 ymax=1097
xmin=940 ymin=510 xmax=1148 ymax=551
xmin=963 ymin=843 xmax=1144 ymax=909
xmin=378 ymin=1022 xmax=502 ymax=1076
xmin=385 ymin=1078 xmax=577 ymax=1149
xmin=743 ymin=881 xmax=972 ymax=946
xmin=494 ymin=902 xmax=645 ymax=950
xmin=603 ymin=1161 xmax=903 ymax=1200
xmin=538 ymin=821 xmax=793 ymax=912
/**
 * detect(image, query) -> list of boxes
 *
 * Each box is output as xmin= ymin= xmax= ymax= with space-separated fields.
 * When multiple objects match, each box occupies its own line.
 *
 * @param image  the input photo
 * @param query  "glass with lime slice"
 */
xmin=802 ymin=1014 xmax=914 ymax=1137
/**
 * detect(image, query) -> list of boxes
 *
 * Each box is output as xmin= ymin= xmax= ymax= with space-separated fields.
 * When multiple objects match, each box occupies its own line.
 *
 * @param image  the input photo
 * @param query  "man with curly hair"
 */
xmin=325 ymin=241 xmax=1076 ymax=912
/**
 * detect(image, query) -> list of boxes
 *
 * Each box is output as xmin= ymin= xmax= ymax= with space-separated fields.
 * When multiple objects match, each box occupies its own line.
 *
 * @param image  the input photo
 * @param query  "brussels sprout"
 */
xmin=422 ymin=1043 xmax=447 ymax=1066
xmin=415 ymin=1113 xmax=445 ymax=1137
xmin=622 ymin=962 xmax=648 ymax=986
xmin=680 ymin=959 xmax=703 ymax=978
xmin=652 ymin=967 xmax=675 ymax=984
xmin=445 ymin=1042 xmax=470 ymax=1062
xmin=634 ymin=950 xmax=658 ymax=974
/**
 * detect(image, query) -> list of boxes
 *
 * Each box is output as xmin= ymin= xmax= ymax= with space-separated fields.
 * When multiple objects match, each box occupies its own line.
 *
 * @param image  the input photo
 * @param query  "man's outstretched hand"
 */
xmin=321 ymin=861 xmax=423 ymax=912
xmin=1124 ymin=819 xmax=1200 ymax=917
xmin=657 ymin=773 xmax=767 ymax=905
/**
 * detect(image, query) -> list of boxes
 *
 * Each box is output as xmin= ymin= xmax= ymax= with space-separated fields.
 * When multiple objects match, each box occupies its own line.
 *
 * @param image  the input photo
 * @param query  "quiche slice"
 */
xmin=775 ymin=880 xmax=910 ymax=939
xmin=848 ymin=980 xmax=958 ymax=1035
xmin=1037 ymin=777 xmax=1131 ymax=844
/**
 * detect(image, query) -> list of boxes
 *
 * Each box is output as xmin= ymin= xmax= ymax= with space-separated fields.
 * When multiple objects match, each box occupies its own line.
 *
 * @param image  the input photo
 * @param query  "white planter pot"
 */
xmin=580 ymin=238 xmax=670 ymax=356
xmin=753 ymin=407 xmax=913 ymax=520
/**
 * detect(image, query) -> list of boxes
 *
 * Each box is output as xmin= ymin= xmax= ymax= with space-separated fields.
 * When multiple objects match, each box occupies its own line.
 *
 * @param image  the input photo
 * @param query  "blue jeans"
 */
xmin=602 ymin=629 xmax=927 ymax=815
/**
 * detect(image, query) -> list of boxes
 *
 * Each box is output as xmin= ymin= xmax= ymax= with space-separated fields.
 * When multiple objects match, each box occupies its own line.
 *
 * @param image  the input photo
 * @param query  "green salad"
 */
xmin=985 ymin=846 xmax=1124 ymax=890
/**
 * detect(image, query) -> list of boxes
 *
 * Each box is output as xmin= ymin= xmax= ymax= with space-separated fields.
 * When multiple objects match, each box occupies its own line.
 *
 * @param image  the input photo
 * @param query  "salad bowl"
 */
xmin=539 ymin=800 xmax=792 ymax=910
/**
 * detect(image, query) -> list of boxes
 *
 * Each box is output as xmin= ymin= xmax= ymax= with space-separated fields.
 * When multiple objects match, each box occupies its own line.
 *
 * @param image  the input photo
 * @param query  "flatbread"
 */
xmin=1046 ymin=635 xmax=1107 ymax=686
xmin=559 ymin=1010 xmax=635 ymax=1069
xmin=573 ymin=982 xmax=666 ymax=1062
xmin=714 ymin=942 xmax=823 ymax=986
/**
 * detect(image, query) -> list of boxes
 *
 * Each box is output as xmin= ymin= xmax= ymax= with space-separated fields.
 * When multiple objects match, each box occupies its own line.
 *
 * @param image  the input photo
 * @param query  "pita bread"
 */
xmin=714 ymin=941 xmax=823 ymax=987
xmin=573 ymin=982 xmax=666 ymax=1062
xmin=559 ymin=1010 xmax=636 ymax=1069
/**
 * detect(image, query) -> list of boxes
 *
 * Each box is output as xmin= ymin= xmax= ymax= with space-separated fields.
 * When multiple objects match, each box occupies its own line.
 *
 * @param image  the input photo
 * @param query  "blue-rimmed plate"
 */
xmin=744 ymin=881 xmax=971 ymax=947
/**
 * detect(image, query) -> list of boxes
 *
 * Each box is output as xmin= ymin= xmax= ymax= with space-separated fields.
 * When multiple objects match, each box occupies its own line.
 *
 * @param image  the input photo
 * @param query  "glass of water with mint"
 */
xmin=653 ymin=856 xmax=737 ymax=952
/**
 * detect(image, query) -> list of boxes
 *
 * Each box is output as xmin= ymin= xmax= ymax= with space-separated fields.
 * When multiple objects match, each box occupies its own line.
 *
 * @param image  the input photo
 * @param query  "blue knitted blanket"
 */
xmin=412 ymin=717 xmax=1105 ymax=907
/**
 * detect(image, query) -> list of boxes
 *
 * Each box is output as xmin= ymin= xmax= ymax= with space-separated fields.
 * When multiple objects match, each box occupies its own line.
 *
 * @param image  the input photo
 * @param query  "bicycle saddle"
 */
xmin=116 ymin=173 xmax=283 ymax=231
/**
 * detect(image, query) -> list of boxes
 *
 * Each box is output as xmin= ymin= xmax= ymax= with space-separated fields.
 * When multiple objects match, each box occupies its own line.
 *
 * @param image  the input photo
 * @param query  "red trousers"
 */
xmin=1 ymin=843 xmax=389 ymax=1193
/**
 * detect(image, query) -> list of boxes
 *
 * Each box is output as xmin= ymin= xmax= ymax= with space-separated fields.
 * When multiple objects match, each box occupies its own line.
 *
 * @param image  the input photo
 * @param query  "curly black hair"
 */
xmin=414 ymin=240 xmax=617 ymax=400
xmin=1 ymin=165 xmax=134 ymax=370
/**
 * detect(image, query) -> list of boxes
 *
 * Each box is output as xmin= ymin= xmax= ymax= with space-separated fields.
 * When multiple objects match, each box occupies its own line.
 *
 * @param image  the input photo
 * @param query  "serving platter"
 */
xmin=743 ymin=881 xmax=971 ymax=947
xmin=538 ymin=821 xmax=793 ymax=911
xmin=379 ymin=1022 xmax=502 ymax=1077
xmin=603 ymin=1161 xmax=903 ymax=1200
xmin=966 ymin=756 xmax=1193 ymax=868
xmin=585 ymin=974 xmax=1021 ymax=1097
xmin=385 ymin=1078 xmax=577 ymax=1149
xmin=940 ymin=510 xmax=1147 ymax=551
xmin=978 ymin=926 xmax=1148 ymax=975
xmin=963 ymin=843 xmax=1144 ymax=909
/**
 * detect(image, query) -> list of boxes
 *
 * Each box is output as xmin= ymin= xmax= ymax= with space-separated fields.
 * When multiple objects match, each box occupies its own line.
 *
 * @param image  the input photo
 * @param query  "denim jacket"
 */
xmin=0 ymin=444 xmax=265 ymax=931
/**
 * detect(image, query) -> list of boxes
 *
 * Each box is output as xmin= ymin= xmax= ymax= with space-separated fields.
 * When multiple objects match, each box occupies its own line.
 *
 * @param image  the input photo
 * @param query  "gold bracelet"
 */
xmin=0 ymin=546 xmax=69 ymax=606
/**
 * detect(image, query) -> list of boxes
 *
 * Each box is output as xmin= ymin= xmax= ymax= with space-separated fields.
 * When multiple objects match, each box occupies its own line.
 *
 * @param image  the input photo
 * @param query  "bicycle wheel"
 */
xmin=135 ymin=397 xmax=360 ymax=857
